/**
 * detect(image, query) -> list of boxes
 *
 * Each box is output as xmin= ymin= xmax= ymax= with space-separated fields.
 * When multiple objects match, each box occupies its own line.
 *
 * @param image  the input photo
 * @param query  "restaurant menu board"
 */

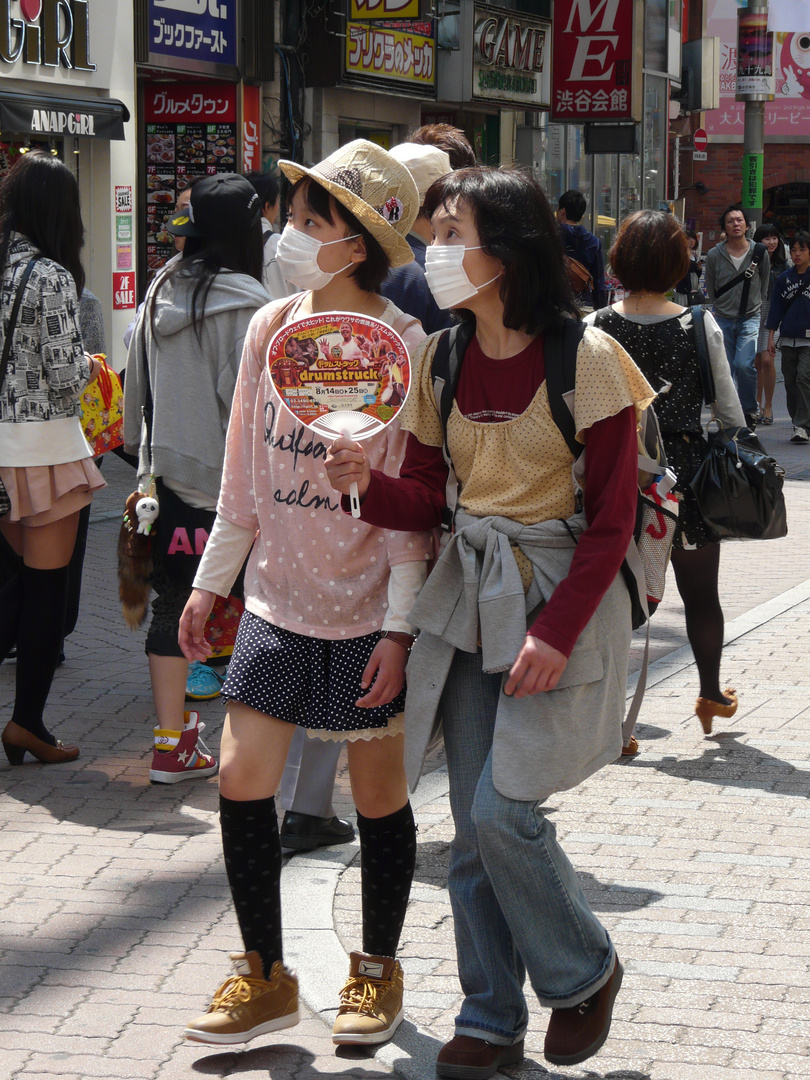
xmin=143 ymin=82 xmax=239 ymax=282
xmin=266 ymin=313 xmax=411 ymax=441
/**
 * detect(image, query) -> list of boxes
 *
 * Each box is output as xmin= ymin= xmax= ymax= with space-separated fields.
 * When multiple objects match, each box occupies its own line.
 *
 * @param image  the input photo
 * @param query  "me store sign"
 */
xmin=0 ymin=0 xmax=94 ymax=70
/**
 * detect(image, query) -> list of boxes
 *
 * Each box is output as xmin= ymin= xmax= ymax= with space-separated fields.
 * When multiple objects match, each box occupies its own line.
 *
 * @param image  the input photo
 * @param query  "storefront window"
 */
xmin=643 ymin=74 xmax=667 ymax=209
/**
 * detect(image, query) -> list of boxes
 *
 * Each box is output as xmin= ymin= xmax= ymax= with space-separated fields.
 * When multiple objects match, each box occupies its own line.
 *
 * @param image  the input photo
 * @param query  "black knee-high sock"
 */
xmin=220 ymin=794 xmax=283 ymax=978
xmin=11 ymin=565 xmax=70 ymax=742
xmin=358 ymin=802 xmax=416 ymax=958
xmin=0 ymin=567 xmax=23 ymax=662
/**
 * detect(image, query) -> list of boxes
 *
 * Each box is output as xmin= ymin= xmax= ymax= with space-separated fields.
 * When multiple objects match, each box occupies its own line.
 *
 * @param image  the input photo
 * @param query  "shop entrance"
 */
xmin=764 ymin=182 xmax=810 ymax=240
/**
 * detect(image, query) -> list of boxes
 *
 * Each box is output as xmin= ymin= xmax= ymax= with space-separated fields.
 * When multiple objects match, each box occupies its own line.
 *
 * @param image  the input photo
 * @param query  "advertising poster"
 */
xmin=267 ymin=313 xmax=410 ymax=441
xmin=706 ymin=0 xmax=810 ymax=137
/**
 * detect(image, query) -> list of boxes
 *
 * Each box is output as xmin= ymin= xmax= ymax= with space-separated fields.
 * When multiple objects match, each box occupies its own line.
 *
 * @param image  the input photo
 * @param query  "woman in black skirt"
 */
xmin=587 ymin=210 xmax=745 ymax=735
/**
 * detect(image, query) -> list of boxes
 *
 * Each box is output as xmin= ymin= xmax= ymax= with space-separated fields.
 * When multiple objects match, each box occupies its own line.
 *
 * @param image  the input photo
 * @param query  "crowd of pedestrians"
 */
xmin=0 ymin=138 xmax=800 ymax=1074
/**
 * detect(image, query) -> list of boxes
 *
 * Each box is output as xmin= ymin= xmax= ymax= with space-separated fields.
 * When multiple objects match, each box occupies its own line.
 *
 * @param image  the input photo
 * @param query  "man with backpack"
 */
xmin=556 ymin=190 xmax=606 ymax=312
xmin=704 ymin=204 xmax=770 ymax=429
xmin=766 ymin=230 xmax=810 ymax=444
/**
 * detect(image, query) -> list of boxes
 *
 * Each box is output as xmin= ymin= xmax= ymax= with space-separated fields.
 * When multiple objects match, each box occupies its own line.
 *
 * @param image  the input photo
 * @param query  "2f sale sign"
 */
xmin=113 ymin=272 xmax=136 ymax=310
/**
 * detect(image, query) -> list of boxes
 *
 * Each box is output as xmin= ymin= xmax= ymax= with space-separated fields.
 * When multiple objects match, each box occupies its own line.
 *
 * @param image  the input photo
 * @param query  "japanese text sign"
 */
xmin=349 ymin=0 xmax=423 ymax=18
xmin=345 ymin=21 xmax=435 ymax=89
xmin=148 ymin=0 xmax=236 ymax=69
xmin=143 ymin=82 xmax=237 ymax=124
xmin=551 ymin=0 xmax=641 ymax=122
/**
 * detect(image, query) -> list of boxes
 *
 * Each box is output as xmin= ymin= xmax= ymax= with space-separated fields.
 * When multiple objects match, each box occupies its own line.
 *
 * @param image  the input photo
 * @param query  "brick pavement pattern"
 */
xmin=1 ymin=445 xmax=809 ymax=1079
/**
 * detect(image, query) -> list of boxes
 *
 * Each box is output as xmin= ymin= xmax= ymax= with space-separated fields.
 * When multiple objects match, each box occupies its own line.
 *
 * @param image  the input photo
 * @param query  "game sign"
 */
xmin=267 ymin=312 xmax=411 ymax=515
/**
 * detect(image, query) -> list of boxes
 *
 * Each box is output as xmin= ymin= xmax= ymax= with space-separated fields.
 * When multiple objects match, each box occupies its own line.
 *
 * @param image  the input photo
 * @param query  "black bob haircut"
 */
xmin=289 ymin=177 xmax=389 ymax=294
xmin=422 ymin=167 xmax=579 ymax=335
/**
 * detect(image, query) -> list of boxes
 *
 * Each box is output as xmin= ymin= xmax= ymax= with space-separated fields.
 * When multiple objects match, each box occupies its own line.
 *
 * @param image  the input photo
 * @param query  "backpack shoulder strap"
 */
xmin=544 ymin=319 xmax=586 ymax=459
xmin=431 ymin=321 xmax=474 ymax=435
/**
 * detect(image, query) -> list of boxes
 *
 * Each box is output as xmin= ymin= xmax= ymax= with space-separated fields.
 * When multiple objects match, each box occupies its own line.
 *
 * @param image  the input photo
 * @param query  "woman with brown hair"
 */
xmin=588 ymin=210 xmax=745 ymax=733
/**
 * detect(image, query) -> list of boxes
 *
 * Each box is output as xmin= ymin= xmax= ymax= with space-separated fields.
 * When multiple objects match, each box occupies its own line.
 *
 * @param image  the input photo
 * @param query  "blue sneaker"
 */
xmin=185 ymin=662 xmax=227 ymax=701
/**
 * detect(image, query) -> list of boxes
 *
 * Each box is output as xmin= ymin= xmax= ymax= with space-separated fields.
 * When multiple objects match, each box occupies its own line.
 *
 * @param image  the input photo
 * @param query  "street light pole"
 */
xmin=737 ymin=0 xmax=772 ymax=232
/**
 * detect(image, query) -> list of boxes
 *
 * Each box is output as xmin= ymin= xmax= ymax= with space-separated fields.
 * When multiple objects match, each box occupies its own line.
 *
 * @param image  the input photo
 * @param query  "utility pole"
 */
xmin=736 ymin=0 xmax=773 ymax=232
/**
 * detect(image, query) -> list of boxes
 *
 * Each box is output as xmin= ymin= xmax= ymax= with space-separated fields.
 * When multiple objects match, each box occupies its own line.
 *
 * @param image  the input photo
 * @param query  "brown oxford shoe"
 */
xmin=436 ymin=1035 xmax=524 ymax=1079
xmin=544 ymin=955 xmax=624 ymax=1066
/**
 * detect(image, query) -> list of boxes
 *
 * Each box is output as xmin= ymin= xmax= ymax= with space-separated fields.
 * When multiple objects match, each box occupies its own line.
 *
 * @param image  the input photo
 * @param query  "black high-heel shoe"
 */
xmin=1 ymin=721 xmax=80 ymax=765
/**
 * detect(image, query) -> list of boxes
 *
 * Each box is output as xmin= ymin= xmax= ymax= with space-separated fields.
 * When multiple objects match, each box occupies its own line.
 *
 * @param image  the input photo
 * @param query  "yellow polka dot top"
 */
xmin=399 ymin=325 xmax=656 ymax=527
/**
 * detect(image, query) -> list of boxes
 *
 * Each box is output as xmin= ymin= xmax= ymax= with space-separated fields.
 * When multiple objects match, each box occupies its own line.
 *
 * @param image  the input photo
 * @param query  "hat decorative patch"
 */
xmin=172 ymin=215 xmax=191 ymax=227
xmin=382 ymin=197 xmax=403 ymax=224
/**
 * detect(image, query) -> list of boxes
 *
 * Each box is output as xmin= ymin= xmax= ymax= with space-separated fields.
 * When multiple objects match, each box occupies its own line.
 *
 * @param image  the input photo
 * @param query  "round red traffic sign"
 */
xmin=694 ymin=128 xmax=708 ymax=152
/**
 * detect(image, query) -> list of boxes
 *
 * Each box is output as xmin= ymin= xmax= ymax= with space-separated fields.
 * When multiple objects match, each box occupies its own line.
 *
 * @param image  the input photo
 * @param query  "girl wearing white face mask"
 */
xmin=325 ymin=167 xmax=655 ymax=1074
xmin=178 ymin=140 xmax=433 ymax=1051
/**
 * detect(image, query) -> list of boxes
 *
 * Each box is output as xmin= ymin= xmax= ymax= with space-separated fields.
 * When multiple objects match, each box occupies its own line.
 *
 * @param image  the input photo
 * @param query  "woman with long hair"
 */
xmin=123 ymin=174 xmax=268 ymax=784
xmin=177 ymin=141 xmax=432 ymax=1049
xmin=325 ymin=167 xmax=654 ymax=1072
xmin=0 ymin=151 xmax=104 ymax=766
xmin=753 ymin=223 xmax=790 ymax=424
xmin=588 ymin=210 xmax=745 ymax=734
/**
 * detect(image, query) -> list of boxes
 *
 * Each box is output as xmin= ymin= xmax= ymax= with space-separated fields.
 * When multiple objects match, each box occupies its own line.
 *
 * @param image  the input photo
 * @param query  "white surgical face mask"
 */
xmin=275 ymin=226 xmax=360 ymax=291
xmin=424 ymin=244 xmax=501 ymax=309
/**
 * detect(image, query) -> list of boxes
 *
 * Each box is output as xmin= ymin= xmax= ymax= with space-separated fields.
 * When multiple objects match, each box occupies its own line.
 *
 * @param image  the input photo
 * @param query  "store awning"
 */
xmin=0 ymin=91 xmax=130 ymax=141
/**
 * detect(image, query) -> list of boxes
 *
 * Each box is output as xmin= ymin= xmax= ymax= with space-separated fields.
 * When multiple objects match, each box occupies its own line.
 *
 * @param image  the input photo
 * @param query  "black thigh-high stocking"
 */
xmin=11 ymin=564 xmax=70 ymax=743
xmin=357 ymin=801 xmax=416 ymax=958
xmin=219 ymin=794 xmax=283 ymax=978
xmin=671 ymin=542 xmax=728 ymax=703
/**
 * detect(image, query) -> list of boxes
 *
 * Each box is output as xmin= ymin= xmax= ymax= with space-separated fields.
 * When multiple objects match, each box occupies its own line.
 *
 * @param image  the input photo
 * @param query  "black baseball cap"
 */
xmin=167 ymin=174 xmax=260 ymax=238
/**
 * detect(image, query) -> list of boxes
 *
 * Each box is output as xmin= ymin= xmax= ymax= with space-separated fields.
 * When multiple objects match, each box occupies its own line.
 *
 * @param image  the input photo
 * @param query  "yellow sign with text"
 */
xmin=346 ymin=23 xmax=435 ymax=86
xmin=349 ymin=0 xmax=422 ymax=18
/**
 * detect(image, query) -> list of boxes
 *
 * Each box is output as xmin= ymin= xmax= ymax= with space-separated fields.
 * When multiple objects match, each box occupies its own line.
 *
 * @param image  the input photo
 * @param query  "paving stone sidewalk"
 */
xmin=1 ymin=452 xmax=809 ymax=1080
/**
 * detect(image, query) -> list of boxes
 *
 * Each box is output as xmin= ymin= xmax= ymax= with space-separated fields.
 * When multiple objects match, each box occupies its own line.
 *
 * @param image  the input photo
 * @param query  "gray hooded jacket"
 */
xmin=123 ymin=266 xmax=268 ymax=500
xmin=704 ymin=239 xmax=770 ymax=320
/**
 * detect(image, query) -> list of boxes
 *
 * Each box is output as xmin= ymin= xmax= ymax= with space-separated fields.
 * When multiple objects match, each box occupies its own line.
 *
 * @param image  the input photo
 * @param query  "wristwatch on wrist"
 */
xmin=379 ymin=630 xmax=416 ymax=652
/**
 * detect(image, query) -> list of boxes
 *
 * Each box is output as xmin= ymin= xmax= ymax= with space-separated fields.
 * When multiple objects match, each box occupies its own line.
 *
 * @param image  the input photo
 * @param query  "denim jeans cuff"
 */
xmin=455 ymin=1024 xmax=527 ymax=1046
xmin=533 ymin=944 xmax=616 ymax=1010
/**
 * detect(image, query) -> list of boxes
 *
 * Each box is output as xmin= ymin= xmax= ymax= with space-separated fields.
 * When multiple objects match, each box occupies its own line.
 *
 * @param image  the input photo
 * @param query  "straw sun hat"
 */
xmin=278 ymin=139 xmax=419 ymax=268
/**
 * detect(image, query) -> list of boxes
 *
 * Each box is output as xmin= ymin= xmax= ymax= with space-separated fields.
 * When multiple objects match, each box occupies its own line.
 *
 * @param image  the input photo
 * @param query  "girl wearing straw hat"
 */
xmin=178 ymin=141 xmax=432 ymax=1049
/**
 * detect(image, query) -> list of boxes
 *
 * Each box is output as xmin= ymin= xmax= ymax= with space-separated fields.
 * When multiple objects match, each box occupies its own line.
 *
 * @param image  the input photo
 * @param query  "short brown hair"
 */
xmin=410 ymin=123 xmax=476 ymax=170
xmin=609 ymin=210 xmax=690 ymax=293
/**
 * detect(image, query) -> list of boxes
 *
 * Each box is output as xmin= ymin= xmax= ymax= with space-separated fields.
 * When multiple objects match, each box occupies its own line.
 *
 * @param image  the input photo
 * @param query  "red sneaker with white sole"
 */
xmin=149 ymin=711 xmax=218 ymax=784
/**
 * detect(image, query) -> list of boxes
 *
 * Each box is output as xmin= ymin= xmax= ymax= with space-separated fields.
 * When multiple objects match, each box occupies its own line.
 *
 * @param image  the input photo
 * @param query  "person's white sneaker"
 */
xmin=791 ymin=426 xmax=809 ymax=444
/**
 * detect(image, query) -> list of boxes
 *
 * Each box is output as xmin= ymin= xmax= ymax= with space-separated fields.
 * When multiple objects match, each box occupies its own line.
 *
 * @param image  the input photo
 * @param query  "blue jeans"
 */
xmin=714 ymin=314 xmax=759 ymax=415
xmin=441 ymin=649 xmax=615 ymax=1045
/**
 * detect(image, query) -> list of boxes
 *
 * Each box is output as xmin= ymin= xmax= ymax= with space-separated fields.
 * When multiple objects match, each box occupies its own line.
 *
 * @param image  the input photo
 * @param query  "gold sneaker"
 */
xmin=332 ymin=950 xmax=404 ymax=1045
xmin=184 ymin=951 xmax=299 ymax=1045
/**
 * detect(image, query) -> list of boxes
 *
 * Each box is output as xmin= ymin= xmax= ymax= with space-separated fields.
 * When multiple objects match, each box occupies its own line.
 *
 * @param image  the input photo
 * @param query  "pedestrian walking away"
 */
xmin=703 ymin=204 xmax=770 ymax=428
xmin=556 ymin=189 xmax=607 ymax=311
xmin=766 ymin=230 xmax=810 ymax=445
xmin=0 ymin=151 xmax=106 ymax=767
xmin=752 ymin=224 xmax=790 ymax=425
xmin=325 ymin=166 xmax=655 ymax=1072
xmin=586 ymin=210 xmax=745 ymax=739
xmin=122 ymin=173 xmax=269 ymax=785
xmin=177 ymin=140 xmax=433 ymax=1051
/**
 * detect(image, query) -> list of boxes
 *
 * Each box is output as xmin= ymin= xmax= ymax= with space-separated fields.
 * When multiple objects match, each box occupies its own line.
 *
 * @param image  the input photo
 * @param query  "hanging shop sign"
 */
xmin=0 ymin=0 xmax=93 ymax=70
xmin=550 ymin=0 xmax=643 ymax=123
xmin=471 ymin=6 xmax=550 ymax=110
xmin=147 ymin=0 xmax=237 ymax=74
xmin=349 ymin=0 xmax=430 ymax=18
xmin=344 ymin=17 xmax=436 ymax=96
xmin=143 ymin=82 xmax=238 ymax=280
xmin=242 ymin=83 xmax=260 ymax=173
xmin=736 ymin=7 xmax=775 ymax=99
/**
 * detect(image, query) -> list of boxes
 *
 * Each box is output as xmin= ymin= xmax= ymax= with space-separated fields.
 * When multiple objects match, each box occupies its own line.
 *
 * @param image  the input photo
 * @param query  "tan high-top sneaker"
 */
xmin=332 ymin=950 xmax=404 ymax=1045
xmin=184 ymin=951 xmax=299 ymax=1045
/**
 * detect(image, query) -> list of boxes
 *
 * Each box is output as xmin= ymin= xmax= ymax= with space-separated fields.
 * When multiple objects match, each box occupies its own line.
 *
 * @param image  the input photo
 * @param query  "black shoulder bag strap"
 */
xmin=713 ymin=243 xmax=767 ymax=315
xmin=0 ymin=257 xmax=40 ymax=392
xmin=544 ymin=318 xmax=587 ymax=460
xmin=690 ymin=305 xmax=716 ymax=408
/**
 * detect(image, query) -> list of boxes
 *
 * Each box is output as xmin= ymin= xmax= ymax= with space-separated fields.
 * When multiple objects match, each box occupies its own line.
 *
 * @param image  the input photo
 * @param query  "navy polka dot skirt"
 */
xmin=221 ymin=610 xmax=406 ymax=733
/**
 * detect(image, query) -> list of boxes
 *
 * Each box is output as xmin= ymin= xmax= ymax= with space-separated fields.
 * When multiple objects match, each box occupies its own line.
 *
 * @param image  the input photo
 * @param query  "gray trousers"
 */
xmin=278 ymin=726 xmax=343 ymax=818
xmin=781 ymin=344 xmax=810 ymax=431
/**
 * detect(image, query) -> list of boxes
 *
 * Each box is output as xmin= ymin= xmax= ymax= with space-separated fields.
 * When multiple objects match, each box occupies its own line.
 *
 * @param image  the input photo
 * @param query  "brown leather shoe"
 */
xmin=543 ymin=955 xmax=623 ymax=1066
xmin=436 ymin=1035 xmax=524 ymax=1079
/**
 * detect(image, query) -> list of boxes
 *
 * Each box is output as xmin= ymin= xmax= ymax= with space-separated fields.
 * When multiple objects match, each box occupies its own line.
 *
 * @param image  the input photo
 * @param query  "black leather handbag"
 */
xmin=688 ymin=306 xmax=787 ymax=541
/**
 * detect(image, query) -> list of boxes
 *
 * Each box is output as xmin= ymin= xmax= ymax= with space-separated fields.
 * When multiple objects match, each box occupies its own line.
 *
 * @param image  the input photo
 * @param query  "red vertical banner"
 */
xmin=550 ymin=0 xmax=642 ymax=123
xmin=242 ymin=85 xmax=261 ymax=174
